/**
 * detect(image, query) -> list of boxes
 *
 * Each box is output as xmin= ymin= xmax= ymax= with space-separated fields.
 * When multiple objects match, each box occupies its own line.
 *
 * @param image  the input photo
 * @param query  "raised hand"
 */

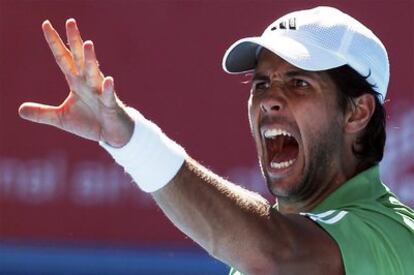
xmin=19 ymin=19 xmax=134 ymax=147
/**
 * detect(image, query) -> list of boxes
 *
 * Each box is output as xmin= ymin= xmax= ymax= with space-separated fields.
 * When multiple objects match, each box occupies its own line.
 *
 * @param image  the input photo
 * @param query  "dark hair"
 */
xmin=326 ymin=65 xmax=386 ymax=172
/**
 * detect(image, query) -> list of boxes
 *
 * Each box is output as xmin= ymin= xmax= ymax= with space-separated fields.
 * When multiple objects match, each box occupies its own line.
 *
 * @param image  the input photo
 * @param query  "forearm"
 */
xmin=100 ymin=107 xmax=307 ymax=273
xmin=152 ymin=157 xmax=283 ymax=273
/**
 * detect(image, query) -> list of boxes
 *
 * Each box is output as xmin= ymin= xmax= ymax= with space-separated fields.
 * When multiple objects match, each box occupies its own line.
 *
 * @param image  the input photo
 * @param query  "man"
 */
xmin=19 ymin=6 xmax=413 ymax=275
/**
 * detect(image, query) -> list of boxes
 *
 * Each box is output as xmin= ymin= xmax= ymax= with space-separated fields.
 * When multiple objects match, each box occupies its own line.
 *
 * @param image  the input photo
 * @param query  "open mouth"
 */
xmin=264 ymin=128 xmax=299 ymax=170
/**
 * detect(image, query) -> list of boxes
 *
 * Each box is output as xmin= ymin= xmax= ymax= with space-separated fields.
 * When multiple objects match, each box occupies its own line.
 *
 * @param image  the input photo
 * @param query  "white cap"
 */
xmin=222 ymin=6 xmax=389 ymax=101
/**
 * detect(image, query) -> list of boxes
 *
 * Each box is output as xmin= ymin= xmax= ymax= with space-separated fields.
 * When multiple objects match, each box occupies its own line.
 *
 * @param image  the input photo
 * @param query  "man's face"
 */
xmin=248 ymin=49 xmax=347 ymax=203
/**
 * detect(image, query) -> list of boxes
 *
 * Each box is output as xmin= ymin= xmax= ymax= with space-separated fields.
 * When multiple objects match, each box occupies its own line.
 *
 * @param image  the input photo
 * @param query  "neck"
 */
xmin=277 ymin=161 xmax=359 ymax=214
xmin=277 ymin=177 xmax=342 ymax=214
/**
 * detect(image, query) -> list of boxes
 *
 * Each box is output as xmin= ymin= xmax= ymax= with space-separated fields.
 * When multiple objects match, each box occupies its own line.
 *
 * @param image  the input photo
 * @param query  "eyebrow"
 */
xmin=285 ymin=70 xmax=320 ymax=79
xmin=252 ymin=69 xmax=320 ymax=81
xmin=251 ymin=73 xmax=270 ymax=82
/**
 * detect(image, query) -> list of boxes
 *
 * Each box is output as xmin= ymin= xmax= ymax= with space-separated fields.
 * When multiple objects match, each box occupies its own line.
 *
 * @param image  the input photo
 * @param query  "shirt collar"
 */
xmin=311 ymin=165 xmax=388 ymax=213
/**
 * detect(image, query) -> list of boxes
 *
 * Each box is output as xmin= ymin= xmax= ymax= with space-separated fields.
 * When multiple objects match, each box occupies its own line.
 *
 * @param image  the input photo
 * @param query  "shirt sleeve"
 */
xmin=228 ymin=267 xmax=241 ymax=275
xmin=304 ymin=209 xmax=405 ymax=275
xmin=230 ymin=207 xmax=411 ymax=275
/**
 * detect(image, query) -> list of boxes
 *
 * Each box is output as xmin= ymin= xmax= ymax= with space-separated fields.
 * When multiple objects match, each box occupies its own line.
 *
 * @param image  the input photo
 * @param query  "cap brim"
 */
xmin=222 ymin=35 xmax=348 ymax=74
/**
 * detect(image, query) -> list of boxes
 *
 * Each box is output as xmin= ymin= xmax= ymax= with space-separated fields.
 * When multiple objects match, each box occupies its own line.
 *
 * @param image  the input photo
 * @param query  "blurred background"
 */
xmin=0 ymin=0 xmax=413 ymax=274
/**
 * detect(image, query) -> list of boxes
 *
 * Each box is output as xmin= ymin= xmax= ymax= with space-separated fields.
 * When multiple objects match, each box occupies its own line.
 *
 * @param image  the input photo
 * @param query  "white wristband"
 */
xmin=99 ymin=107 xmax=187 ymax=193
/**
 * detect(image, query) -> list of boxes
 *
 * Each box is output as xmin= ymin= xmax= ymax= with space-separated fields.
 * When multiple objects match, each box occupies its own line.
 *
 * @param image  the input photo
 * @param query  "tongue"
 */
xmin=272 ymin=138 xmax=299 ymax=163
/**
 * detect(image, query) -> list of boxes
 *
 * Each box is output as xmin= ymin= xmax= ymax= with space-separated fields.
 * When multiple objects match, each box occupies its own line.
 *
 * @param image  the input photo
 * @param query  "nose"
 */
xmin=260 ymin=93 xmax=285 ymax=113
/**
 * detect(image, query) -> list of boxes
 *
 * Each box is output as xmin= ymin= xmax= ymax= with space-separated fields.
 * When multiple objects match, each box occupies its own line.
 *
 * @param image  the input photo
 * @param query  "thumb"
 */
xmin=18 ymin=102 xmax=61 ymax=127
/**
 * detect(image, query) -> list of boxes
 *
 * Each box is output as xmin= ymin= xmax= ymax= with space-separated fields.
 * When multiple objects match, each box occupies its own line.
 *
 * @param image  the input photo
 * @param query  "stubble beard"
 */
xmin=264 ymin=121 xmax=344 ymax=206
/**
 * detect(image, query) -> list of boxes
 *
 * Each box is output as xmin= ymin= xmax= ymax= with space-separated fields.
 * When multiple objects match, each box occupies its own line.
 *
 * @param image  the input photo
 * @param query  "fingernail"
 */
xmin=66 ymin=18 xmax=77 ymax=26
xmin=42 ymin=20 xmax=51 ymax=27
xmin=18 ymin=105 xmax=28 ymax=119
xmin=83 ymin=40 xmax=94 ymax=50
xmin=105 ymin=76 xmax=114 ymax=88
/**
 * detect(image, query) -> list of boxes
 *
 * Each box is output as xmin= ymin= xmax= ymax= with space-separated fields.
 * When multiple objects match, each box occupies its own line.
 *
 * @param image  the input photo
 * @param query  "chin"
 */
xmin=266 ymin=172 xmax=304 ymax=198
xmin=261 ymin=155 xmax=307 ymax=199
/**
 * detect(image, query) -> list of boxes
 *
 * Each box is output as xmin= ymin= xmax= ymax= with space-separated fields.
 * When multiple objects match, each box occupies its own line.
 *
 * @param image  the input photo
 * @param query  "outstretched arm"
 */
xmin=153 ymin=158 xmax=343 ymax=274
xmin=19 ymin=19 xmax=343 ymax=275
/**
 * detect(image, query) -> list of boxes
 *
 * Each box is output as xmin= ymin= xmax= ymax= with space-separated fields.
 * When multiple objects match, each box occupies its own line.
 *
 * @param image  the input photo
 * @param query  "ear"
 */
xmin=344 ymin=94 xmax=376 ymax=134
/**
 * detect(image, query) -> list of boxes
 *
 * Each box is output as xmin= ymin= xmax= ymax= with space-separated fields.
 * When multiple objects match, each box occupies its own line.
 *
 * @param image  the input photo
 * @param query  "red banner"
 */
xmin=1 ymin=0 xmax=413 ymax=245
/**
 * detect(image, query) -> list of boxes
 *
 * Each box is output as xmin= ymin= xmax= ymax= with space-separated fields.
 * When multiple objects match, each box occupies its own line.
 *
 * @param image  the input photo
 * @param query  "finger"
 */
xmin=84 ymin=40 xmax=104 ymax=88
xmin=18 ymin=102 xmax=62 ymax=127
xmin=66 ymin=18 xmax=85 ymax=73
xmin=42 ymin=20 xmax=77 ymax=75
xmin=101 ymin=76 xmax=117 ymax=108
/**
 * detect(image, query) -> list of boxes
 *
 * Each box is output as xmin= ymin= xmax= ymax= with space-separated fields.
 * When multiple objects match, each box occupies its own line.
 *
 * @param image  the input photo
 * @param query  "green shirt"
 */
xmin=229 ymin=166 xmax=414 ymax=275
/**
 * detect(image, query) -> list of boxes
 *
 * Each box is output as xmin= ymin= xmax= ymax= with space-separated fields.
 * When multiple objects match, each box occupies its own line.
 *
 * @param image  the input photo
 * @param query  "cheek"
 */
xmin=247 ymin=96 xmax=255 ymax=132
xmin=296 ymin=104 xmax=332 ymax=142
xmin=298 ymin=105 xmax=344 ymax=150
xmin=303 ymin=101 xmax=334 ymax=126
xmin=247 ymin=97 xmax=263 ymax=146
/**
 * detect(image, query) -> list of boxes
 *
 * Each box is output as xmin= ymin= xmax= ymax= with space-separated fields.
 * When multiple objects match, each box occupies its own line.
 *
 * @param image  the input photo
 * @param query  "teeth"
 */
xmin=264 ymin=129 xmax=292 ymax=139
xmin=270 ymin=159 xmax=296 ymax=169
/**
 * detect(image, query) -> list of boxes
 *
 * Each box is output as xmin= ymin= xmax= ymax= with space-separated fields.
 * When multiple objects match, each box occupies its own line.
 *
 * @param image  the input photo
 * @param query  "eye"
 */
xmin=291 ymin=78 xmax=310 ymax=88
xmin=252 ymin=81 xmax=270 ymax=92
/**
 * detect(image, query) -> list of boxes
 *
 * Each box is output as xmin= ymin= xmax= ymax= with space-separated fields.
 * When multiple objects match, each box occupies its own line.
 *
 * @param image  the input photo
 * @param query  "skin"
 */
xmin=19 ymin=19 xmax=134 ymax=148
xmin=250 ymin=49 xmax=356 ymax=213
xmin=19 ymin=19 xmax=375 ymax=274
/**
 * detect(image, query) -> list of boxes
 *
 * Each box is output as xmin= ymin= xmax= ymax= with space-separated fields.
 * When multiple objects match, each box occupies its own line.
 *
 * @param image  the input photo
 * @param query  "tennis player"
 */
xmin=19 ymin=6 xmax=414 ymax=275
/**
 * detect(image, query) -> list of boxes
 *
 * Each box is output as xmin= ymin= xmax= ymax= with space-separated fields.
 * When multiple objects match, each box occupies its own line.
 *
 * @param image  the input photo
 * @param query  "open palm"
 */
xmin=19 ymin=19 xmax=133 ymax=147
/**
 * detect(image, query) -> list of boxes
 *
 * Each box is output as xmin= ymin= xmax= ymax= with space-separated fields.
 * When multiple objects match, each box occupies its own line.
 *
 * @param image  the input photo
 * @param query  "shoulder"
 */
xmin=302 ymin=205 xmax=414 ymax=275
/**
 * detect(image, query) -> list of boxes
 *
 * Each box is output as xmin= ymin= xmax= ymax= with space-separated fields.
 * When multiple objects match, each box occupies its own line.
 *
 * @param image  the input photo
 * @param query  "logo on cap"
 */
xmin=271 ymin=18 xmax=296 ymax=31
